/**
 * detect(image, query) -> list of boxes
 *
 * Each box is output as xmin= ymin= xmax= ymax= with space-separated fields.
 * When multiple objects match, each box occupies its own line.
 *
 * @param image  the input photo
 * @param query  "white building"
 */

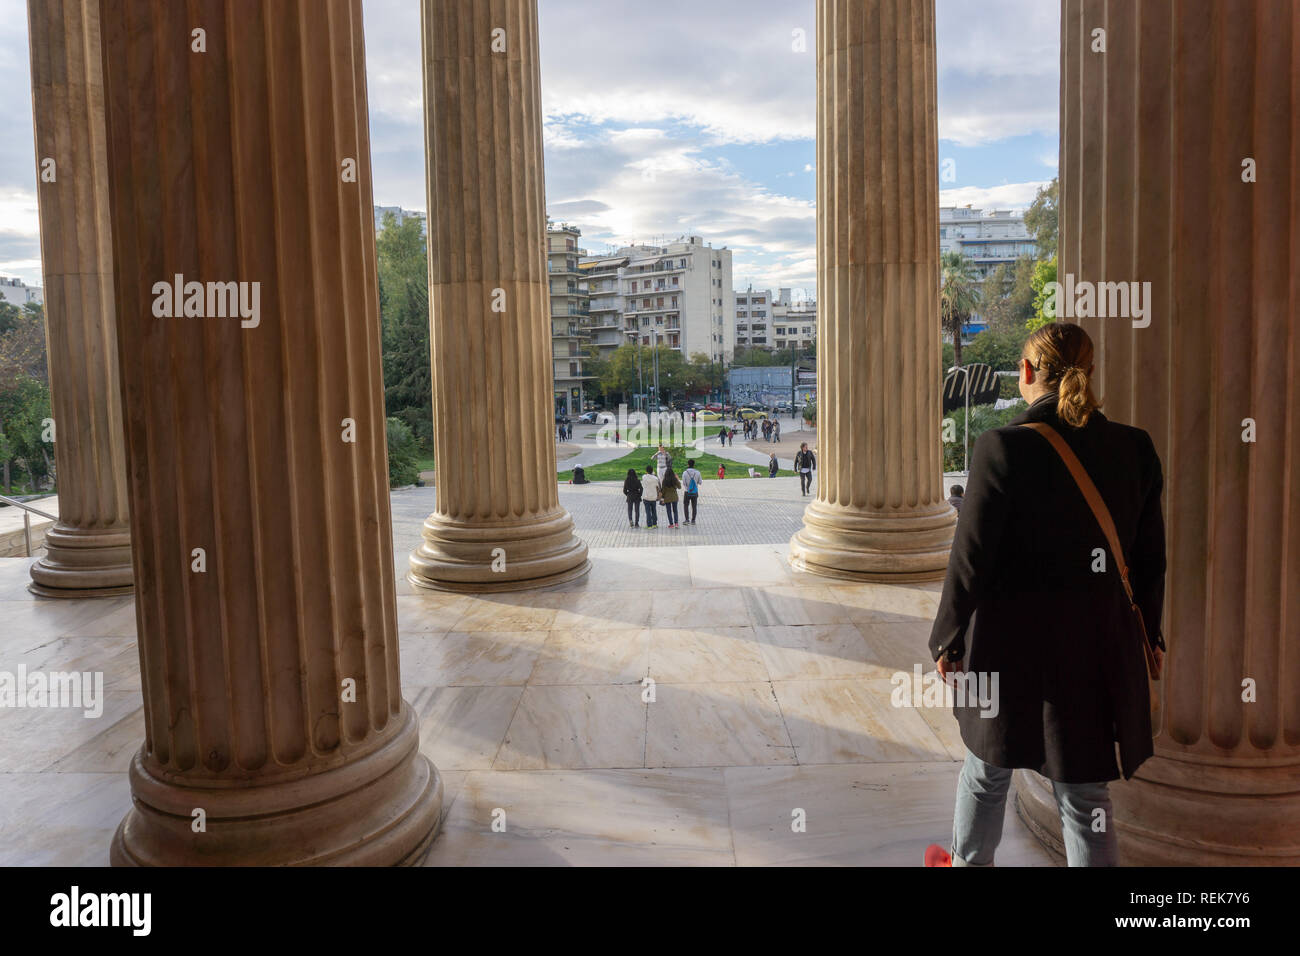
xmin=579 ymin=235 xmax=733 ymax=364
xmin=939 ymin=206 xmax=1038 ymax=278
xmin=0 ymin=276 xmax=43 ymax=307
xmin=373 ymin=205 xmax=427 ymax=237
xmin=735 ymin=287 xmax=815 ymax=352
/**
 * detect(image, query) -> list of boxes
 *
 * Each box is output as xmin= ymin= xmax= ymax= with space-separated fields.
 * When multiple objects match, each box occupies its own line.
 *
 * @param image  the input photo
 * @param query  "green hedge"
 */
xmin=941 ymin=401 xmax=1027 ymax=472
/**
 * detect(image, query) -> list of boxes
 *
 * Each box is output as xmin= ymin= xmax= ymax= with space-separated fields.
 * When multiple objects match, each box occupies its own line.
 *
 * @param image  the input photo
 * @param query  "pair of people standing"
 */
xmin=633 ymin=464 xmax=678 ymax=528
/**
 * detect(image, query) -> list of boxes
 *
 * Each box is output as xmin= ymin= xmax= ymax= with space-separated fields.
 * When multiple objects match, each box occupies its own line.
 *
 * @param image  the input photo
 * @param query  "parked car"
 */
xmin=705 ymin=403 xmax=723 ymax=412
xmin=697 ymin=410 xmax=723 ymax=421
xmin=738 ymin=407 xmax=768 ymax=421
xmin=578 ymin=411 xmax=615 ymax=424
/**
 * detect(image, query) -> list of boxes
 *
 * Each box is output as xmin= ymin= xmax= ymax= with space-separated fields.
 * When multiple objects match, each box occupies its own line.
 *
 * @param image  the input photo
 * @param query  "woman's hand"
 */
xmin=936 ymin=655 xmax=963 ymax=682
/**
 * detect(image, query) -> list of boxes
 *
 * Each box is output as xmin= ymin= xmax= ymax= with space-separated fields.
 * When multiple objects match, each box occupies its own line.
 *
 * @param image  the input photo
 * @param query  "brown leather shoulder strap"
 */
xmin=1020 ymin=421 xmax=1135 ymax=605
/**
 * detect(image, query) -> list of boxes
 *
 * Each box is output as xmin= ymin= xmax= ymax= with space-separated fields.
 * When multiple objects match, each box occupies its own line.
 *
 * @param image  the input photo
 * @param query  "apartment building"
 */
xmin=547 ymin=223 xmax=591 ymax=417
xmin=735 ymin=287 xmax=816 ymax=352
xmin=577 ymin=235 xmax=733 ymax=367
xmin=938 ymin=206 xmax=1037 ymax=278
xmin=373 ymin=204 xmax=427 ymax=237
xmin=0 ymin=276 xmax=43 ymax=307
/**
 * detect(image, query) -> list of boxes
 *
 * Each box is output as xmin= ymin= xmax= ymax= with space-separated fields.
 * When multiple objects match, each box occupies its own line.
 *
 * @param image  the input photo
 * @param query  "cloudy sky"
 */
xmin=0 ymin=0 xmax=1058 ymax=297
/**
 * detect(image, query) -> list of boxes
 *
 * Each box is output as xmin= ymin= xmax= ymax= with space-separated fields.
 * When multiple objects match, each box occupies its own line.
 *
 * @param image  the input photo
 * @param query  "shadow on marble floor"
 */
xmin=0 ymin=546 xmax=1055 ymax=867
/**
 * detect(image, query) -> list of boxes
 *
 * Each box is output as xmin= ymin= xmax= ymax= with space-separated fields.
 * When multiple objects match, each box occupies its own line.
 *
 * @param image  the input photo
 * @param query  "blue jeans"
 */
xmin=644 ymin=500 xmax=658 ymax=526
xmin=952 ymin=750 xmax=1118 ymax=867
xmin=664 ymin=500 xmax=679 ymax=525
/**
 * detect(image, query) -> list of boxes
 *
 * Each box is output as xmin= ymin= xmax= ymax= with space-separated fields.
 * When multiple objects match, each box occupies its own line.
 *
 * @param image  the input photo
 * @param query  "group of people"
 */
xmin=555 ymin=420 xmax=572 ymax=441
xmin=624 ymin=451 xmax=703 ymax=528
xmin=741 ymin=417 xmax=781 ymax=442
xmin=716 ymin=426 xmax=736 ymax=446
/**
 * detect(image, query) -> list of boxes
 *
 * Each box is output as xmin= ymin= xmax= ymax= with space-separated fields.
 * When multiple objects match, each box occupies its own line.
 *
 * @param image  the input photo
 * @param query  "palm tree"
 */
xmin=940 ymin=250 xmax=981 ymax=367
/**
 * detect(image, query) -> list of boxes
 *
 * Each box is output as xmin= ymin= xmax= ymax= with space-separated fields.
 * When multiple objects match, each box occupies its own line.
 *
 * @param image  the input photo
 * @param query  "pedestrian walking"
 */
xmin=640 ymin=464 xmax=661 ymax=529
xmin=623 ymin=468 xmax=642 ymax=527
xmin=794 ymin=443 xmax=816 ymax=495
xmin=718 ymin=425 xmax=727 ymax=446
xmin=769 ymin=453 xmax=778 ymax=478
xmin=773 ymin=420 xmax=781 ymax=442
xmin=661 ymin=465 xmax=681 ymax=528
xmin=681 ymin=458 xmax=703 ymax=524
xmin=717 ymin=463 xmax=726 ymax=479
xmin=924 ymin=321 xmax=1166 ymax=869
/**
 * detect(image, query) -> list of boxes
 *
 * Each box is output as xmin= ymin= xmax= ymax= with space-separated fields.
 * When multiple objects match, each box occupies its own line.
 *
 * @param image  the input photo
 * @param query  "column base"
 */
xmin=28 ymin=524 xmax=133 ymax=597
xmin=789 ymin=499 xmax=955 ymax=582
xmin=1014 ymin=758 xmax=1300 ymax=866
xmin=111 ymin=703 xmax=442 ymax=866
xmin=409 ymin=507 xmax=590 ymax=593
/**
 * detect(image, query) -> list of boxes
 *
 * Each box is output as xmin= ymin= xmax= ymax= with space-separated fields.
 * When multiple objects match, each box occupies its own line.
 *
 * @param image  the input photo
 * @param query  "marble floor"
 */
xmin=0 ymin=545 xmax=1055 ymax=866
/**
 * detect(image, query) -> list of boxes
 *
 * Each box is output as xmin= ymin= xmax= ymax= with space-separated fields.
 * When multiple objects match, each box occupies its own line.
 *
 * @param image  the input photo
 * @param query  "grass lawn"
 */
xmin=415 ymin=457 xmax=436 ymax=473
xmin=558 ymin=448 xmax=795 ymax=483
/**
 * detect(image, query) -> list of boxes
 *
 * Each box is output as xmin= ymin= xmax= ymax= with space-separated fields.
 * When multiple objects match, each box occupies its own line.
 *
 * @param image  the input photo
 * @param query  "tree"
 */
xmin=940 ymin=250 xmax=981 ymax=367
xmin=0 ymin=302 xmax=48 ymax=383
xmin=376 ymin=213 xmax=432 ymax=447
xmin=1024 ymin=177 xmax=1059 ymax=260
xmin=963 ymin=327 xmax=1028 ymax=372
xmin=0 ymin=374 xmax=53 ymax=493
xmin=1027 ymin=257 xmax=1059 ymax=331
xmin=385 ymin=417 xmax=420 ymax=488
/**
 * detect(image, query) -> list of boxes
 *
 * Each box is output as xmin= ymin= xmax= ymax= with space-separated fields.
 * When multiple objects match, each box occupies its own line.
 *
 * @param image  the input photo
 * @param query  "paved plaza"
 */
xmin=0 ymin=497 xmax=1055 ymax=867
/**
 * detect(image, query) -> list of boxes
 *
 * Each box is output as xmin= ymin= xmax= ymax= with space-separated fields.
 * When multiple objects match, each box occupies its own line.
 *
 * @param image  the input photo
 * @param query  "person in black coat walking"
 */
xmin=926 ymin=322 xmax=1166 ymax=868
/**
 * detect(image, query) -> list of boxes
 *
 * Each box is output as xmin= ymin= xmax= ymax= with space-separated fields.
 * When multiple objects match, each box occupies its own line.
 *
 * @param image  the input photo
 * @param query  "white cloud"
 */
xmin=940 ymin=180 xmax=1051 ymax=211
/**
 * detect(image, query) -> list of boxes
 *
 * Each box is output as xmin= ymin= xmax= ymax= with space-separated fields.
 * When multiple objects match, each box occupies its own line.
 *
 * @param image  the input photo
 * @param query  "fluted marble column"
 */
xmin=99 ymin=0 xmax=440 ymax=865
xmin=410 ymin=0 xmax=589 ymax=592
xmin=789 ymin=0 xmax=955 ymax=581
xmin=25 ymin=0 xmax=132 ymax=597
xmin=1015 ymin=0 xmax=1300 ymax=865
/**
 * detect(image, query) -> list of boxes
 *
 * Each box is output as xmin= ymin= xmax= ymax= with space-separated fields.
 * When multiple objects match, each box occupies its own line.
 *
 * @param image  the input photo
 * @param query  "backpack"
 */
xmin=687 ymin=473 xmax=698 ymax=494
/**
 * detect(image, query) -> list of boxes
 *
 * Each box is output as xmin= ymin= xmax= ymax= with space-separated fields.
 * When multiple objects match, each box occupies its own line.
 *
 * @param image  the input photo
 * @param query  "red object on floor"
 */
xmin=924 ymin=844 xmax=952 ymax=867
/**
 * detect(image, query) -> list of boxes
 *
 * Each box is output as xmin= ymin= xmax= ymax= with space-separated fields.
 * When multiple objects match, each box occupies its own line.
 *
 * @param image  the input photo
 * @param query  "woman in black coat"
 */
xmin=622 ymin=468 xmax=642 ymax=528
xmin=927 ymin=322 xmax=1166 ymax=868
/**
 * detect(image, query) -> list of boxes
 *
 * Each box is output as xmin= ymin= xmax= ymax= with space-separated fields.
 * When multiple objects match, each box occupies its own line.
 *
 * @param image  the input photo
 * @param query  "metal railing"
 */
xmin=0 ymin=493 xmax=56 ymax=557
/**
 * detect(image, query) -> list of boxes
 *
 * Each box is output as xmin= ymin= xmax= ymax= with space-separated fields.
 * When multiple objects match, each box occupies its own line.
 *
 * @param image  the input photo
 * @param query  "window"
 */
xmin=657 ymin=297 xmax=664 ymax=308
xmin=643 ymin=298 xmax=651 ymax=308
xmin=679 ymin=258 xmax=686 ymax=268
xmin=671 ymin=277 xmax=678 ymax=286
xmin=671 ymin=296 xmax=677 ymax=307
xmin=569 ymin=362 xmax=579 ymax=376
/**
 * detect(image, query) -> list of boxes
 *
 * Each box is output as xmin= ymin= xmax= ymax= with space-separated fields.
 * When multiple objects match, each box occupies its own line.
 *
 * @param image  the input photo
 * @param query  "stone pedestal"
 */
xmin=789 ymin=0 xmax=955 ymax=581
xmin=1016 ymin=0 xmax=1300 ymax=865
xmin=410 ymin=0 xmax=589 ymax=592
xmin=98 ymin=0 xmax=440 ymax=865
xmin=25 ymin=0 xmax=132 ymax=597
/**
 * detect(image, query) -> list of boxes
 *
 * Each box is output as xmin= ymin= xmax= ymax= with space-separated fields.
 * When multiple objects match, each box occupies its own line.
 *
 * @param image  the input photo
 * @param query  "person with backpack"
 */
xmin=623 ymin=467 xmax=643 ymax=527
xmin=681 ymin=459 xmax=703 ymax=524
xmin=640 ymin=464 xmax=661 ymax=529
xmin=794 ymin=443 xmax=816 ymax=495
xmin=660 ymin=465 xmax=681 ymax=528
